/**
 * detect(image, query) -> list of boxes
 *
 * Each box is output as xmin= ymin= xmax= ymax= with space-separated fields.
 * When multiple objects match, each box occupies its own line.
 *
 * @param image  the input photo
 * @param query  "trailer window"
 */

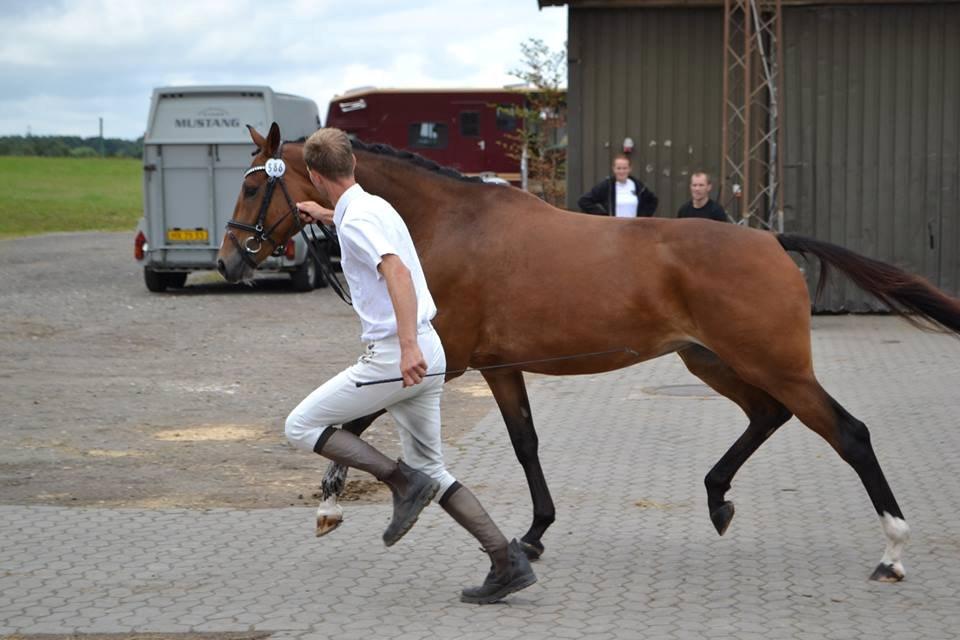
xmin=408 ymin=122 xmax=448 ymax=149
xmin=496 ymin=106 xmax=519 ymax=132
xmin=460 ymin=112 xmax=480 ymax=137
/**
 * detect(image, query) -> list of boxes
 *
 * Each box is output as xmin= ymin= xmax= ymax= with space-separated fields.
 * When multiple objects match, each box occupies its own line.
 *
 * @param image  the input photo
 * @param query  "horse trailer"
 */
xmin=135 ymin=85 xmax=327 ymax=292
xmin=325 ymin=87 xmax=529 ymax=184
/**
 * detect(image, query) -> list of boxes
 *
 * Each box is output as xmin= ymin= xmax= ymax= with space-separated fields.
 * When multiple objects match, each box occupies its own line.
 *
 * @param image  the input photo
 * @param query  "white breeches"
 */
xmin=285 ymin=325 xmax=456 ymax=498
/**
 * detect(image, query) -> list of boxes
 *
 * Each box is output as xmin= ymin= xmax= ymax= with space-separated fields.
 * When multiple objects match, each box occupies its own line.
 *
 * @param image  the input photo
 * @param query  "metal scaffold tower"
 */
xmin=720 ymin=0 xmax=785 ymax=231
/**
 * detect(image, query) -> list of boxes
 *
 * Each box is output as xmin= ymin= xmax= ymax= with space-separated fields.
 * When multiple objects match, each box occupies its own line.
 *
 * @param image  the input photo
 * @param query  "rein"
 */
xmin=227 ymin=142 xmax=352 ymax=305
xmin=354 ymin=347 xmax=641 ymax=387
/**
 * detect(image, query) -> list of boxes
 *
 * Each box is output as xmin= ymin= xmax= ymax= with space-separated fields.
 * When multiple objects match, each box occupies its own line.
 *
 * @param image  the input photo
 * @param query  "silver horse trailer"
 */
xmin=135 ymin=85 xmax=325 ymax=292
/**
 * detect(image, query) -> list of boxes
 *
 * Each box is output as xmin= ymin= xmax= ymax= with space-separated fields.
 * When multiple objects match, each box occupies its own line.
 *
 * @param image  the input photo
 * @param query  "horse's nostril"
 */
xmin=217 ymin=260 xmax=227 ymax=277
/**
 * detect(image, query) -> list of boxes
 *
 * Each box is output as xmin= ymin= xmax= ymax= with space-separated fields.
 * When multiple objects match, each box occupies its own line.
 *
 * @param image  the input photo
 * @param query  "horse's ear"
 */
xmin=266 ymin=122 xmax=281 ymax=155
xmin=247 ymin=125 xmax=266 ymax=150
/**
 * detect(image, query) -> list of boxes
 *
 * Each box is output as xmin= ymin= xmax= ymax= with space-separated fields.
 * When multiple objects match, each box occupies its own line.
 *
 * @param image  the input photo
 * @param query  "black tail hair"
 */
xmin=778 ymin=233 xmax=960 ymax=335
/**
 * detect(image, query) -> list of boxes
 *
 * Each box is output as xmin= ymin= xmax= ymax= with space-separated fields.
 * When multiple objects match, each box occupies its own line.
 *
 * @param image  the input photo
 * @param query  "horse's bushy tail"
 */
xmin=777 ymin=233 xmax=960 ymax=335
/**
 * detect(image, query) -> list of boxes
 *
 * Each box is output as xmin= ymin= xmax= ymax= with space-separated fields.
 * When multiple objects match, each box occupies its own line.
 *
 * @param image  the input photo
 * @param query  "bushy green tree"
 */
xmin=0 ymin=135 xmax=142 ymax=158
xmin=500 ymin=38 xmax=567 ymax=207
xmin=70 ymin=146 xmax=99 ymax=158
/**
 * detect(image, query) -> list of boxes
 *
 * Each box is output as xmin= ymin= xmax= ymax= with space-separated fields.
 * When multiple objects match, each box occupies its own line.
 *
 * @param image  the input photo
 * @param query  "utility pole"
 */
xmin=99 ymin=117 xmax=105 ymax=157
xmin=720 ymin=0 xmax=785 ymax=231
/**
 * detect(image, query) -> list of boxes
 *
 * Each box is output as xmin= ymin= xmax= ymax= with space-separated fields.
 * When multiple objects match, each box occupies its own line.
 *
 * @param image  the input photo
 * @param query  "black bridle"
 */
xmin=226 ymin=142 xmax=351 ymax=305
xmin=226 ymin=142 xmax=294 ymax=263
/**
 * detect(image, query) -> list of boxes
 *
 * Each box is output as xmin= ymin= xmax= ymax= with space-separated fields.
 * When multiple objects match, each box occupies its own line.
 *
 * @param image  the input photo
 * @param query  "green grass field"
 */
xmin=0 ymin=156 xmax=142 ymax=238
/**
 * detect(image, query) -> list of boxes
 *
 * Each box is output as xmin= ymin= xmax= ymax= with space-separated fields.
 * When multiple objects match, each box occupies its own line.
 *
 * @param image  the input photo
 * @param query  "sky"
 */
xmin=0 ymin=0 xmax=567 ymax=140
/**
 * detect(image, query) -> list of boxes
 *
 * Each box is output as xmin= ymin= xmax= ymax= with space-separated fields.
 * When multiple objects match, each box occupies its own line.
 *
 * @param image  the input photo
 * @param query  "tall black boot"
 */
xmin=315 ymin=428 xmax=439 ymax=546
xmin=440 ymin=484 xmax=537 ymax=604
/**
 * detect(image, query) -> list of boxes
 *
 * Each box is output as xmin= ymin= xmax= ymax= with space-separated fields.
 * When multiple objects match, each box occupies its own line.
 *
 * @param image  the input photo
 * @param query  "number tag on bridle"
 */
xmin=265 ymin=158 xmax=286 ymax=178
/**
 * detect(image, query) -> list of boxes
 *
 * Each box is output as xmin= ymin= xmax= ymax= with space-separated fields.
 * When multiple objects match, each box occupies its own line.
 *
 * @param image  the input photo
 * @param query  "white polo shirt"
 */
xmin=333 ymin=183 xmax=437 ymax=342
xmin=614 ymin=179 xmax=639 ymax=217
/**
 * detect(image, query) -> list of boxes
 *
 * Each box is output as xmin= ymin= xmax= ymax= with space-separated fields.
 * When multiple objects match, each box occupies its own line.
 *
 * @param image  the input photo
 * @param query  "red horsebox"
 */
xmin=325 ymin=87 xmax=528 ymax=184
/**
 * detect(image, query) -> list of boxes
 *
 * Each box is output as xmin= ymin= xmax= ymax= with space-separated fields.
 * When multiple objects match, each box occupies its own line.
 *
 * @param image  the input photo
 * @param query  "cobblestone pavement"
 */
xmin=2 ymin=316 xmax=959 ymax=639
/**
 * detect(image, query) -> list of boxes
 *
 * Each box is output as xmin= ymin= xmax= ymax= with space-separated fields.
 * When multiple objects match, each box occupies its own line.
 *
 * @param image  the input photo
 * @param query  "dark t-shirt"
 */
xmin=677 ymin=199 xmax=728 ymax=222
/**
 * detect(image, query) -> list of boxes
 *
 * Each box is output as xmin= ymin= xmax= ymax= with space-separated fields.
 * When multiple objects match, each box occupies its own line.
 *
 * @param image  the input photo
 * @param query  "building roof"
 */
xmin=333 ymin=86 xmax=533 ymax=100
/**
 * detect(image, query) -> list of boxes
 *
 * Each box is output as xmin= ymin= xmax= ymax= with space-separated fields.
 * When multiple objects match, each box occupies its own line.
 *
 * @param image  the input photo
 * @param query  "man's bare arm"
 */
xmin=380 ymin=254 xmax=427 ymax=386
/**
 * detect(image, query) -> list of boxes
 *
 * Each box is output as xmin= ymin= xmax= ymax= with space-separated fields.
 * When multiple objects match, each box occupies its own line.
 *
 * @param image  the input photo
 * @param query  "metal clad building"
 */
xmin=568 ymin=7 xmax=725 ymax=222
xmin=783 ymin=3 xmax=960 ymax=309
xmin=545 ymin=0 xmax=960 ymax=310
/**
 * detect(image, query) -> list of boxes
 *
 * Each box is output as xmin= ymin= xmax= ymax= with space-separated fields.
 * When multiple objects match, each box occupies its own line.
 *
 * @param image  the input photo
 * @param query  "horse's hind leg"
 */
xmin=770 ymin=378 xmax=909 ymax=581
xmin=316 ymin=409 xmax=387 ymax=536
xmin=482 ymin=369 xmax=554 ymax=560
xmin=678 ymin=345 xmax=793 ymax=536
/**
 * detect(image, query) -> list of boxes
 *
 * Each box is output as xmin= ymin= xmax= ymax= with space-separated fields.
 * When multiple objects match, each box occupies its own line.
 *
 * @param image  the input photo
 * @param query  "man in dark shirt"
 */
xmin=677 ymin=171 xmax=729 ymax=222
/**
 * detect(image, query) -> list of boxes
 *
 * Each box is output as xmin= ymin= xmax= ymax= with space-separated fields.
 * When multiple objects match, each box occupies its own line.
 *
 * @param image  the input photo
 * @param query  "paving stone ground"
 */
xmin=2 ymin=316 xmax=959 ymax=639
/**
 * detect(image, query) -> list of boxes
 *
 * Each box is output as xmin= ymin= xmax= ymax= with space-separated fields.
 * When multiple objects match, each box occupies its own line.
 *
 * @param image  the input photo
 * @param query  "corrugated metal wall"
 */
xmin=782 ymin=3 xmax=960 ymax=310
xmin=567 ymin=2 xmax=959 ymax=311
xmin=567 ymin=8 xmax=725 ymax=216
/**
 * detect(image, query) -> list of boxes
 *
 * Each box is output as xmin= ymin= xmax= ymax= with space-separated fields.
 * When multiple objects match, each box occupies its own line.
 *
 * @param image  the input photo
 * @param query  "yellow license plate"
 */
xmin=167 ymin=228 xmax=209 ymax=243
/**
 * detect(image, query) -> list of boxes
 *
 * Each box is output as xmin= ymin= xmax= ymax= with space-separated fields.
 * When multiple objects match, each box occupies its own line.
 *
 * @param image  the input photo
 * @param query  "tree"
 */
xmin=70 ymin=146 xmax=98 ymax=158
xmin=0 ymin=135 xmax=142 ymax=158
xmin=500 ymin=38 xmax=567 ymax=207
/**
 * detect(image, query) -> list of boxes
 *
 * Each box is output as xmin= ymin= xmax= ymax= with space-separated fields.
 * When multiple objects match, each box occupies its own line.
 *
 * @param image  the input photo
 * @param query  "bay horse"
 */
xmin=218 ymin=123 xmax=960 ymax=582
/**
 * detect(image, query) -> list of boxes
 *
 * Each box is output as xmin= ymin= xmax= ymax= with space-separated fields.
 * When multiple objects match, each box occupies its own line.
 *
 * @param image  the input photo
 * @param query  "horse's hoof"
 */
xmin=710 ymin=501 xmax=735 ymax=536
xmin=315 ymin=499 xmax=344 ymax=537
xmin=869 ymin=562 xmax=904 ymax=582
xmin=519 ymin=539 xmax=544 ymax=561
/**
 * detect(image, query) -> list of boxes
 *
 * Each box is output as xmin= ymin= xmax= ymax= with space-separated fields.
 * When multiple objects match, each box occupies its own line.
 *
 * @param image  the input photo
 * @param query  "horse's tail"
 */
xmin=777 ymin=233 xmax=960 ymax=335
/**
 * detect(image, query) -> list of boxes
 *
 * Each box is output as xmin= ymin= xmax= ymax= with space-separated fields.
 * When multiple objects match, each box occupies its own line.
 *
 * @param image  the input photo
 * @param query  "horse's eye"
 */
xmin=244 ymin=184 xmax=258 ymax=198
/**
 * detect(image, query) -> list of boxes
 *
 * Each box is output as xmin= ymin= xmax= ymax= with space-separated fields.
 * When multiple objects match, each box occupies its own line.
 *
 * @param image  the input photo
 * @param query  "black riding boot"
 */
xmin=440 ymin=483 xmax=537 ymax=604
xmin=315 ymin=428 xmax=439 ymax=546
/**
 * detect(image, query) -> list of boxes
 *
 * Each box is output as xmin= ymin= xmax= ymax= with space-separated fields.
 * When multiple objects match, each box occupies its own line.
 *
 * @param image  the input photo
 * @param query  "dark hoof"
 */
xmin=869 ymin=562 xmax=904 ymax=582
xmin=710 ymin=501 xmax=735 ymax=536
xmin=519 ymin=539 xmax=544 ymax=561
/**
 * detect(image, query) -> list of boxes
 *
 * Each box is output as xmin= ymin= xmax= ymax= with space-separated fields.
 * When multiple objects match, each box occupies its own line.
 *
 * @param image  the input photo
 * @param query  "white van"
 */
xmin=135 ymin=85 xmax=327 ymax=292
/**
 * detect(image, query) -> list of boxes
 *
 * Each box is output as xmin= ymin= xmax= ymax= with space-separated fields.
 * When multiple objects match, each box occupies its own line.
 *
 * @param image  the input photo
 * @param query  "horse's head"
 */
xmin=217 ymin=123 xmax=323 ymax=283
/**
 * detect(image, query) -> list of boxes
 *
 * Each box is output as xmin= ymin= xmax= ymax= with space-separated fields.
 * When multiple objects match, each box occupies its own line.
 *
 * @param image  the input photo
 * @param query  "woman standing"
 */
xmin=577 ymin=154 xmax=658 ymax=217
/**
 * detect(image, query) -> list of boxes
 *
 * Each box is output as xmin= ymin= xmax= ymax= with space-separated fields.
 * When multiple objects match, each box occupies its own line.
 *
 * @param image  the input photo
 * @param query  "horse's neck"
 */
xmin=353 ymin=152 xmax=448 ymax=230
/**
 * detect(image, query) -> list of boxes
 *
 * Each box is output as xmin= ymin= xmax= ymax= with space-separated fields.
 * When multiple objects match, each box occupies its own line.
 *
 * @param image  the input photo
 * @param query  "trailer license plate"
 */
xmin=167 ymin=228 xmax=208 ymax=243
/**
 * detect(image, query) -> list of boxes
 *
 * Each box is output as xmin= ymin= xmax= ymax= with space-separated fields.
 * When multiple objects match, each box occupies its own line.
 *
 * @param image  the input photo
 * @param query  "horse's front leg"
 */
xmin=316 ymin=409 xmax=387 ymax=536
xmin=482 ymin=369 xmax=554 ymax=560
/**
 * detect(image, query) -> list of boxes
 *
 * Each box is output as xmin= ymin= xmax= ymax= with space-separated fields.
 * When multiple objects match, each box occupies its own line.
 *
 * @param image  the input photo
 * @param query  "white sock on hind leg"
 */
xmin=879 ymin=511 xmax=910 ymax=576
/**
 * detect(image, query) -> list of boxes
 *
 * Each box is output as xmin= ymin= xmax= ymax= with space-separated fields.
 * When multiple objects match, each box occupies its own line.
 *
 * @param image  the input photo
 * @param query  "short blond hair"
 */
xmin=691 ymin=170 xmax=712 ymax=185
xmin=303 ymin=128 xmax=354 ymax=179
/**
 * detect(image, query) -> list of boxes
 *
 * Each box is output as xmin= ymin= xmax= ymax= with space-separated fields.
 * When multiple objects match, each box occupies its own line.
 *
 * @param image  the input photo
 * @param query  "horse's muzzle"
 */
xmin=216 ymin=251 xmax=252 ymax=283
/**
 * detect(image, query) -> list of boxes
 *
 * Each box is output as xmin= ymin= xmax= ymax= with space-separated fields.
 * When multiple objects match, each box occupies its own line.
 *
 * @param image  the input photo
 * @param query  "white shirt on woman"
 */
xmin=614 ymin=179 xmax=639 ymax=217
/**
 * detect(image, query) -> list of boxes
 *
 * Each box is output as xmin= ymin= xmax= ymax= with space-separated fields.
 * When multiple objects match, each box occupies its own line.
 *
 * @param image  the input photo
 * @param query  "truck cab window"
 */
xmin=460 ymin=112 xmax=480 ymax=137
xmin=408 ymin=122 xmax=448 ymax=148
xmin=496 ymin=106 xmax=519 ymax=132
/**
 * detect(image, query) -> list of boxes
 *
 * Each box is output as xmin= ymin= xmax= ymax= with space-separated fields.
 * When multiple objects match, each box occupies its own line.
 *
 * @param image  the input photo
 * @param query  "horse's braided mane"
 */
xmin=349 ymin=139 xmax=483 ymax=184
xmin=282 ymin=136 xmax=483 ymax=183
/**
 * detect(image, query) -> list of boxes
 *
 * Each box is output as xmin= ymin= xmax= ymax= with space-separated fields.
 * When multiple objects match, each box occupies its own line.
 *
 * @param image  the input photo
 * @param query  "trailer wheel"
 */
xmin=144 ymin=268 xmax=187 ymax=292
xmin=167 ymin=272 xmax=188 ymax=289
xmin=290 ymin=259 xmax=316 ymax=292
xmin=144 ymin=267 xmax=168 ymax=292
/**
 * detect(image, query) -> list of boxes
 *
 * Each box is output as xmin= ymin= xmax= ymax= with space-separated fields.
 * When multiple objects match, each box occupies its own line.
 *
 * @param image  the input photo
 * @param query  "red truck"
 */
xmin=325 ymin=87 xmax=528 ymax=183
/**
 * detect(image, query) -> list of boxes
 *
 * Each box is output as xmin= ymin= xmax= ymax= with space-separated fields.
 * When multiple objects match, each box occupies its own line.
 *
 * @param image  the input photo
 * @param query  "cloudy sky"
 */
xmin=0 ymin=0 xmax=567 ymax=140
